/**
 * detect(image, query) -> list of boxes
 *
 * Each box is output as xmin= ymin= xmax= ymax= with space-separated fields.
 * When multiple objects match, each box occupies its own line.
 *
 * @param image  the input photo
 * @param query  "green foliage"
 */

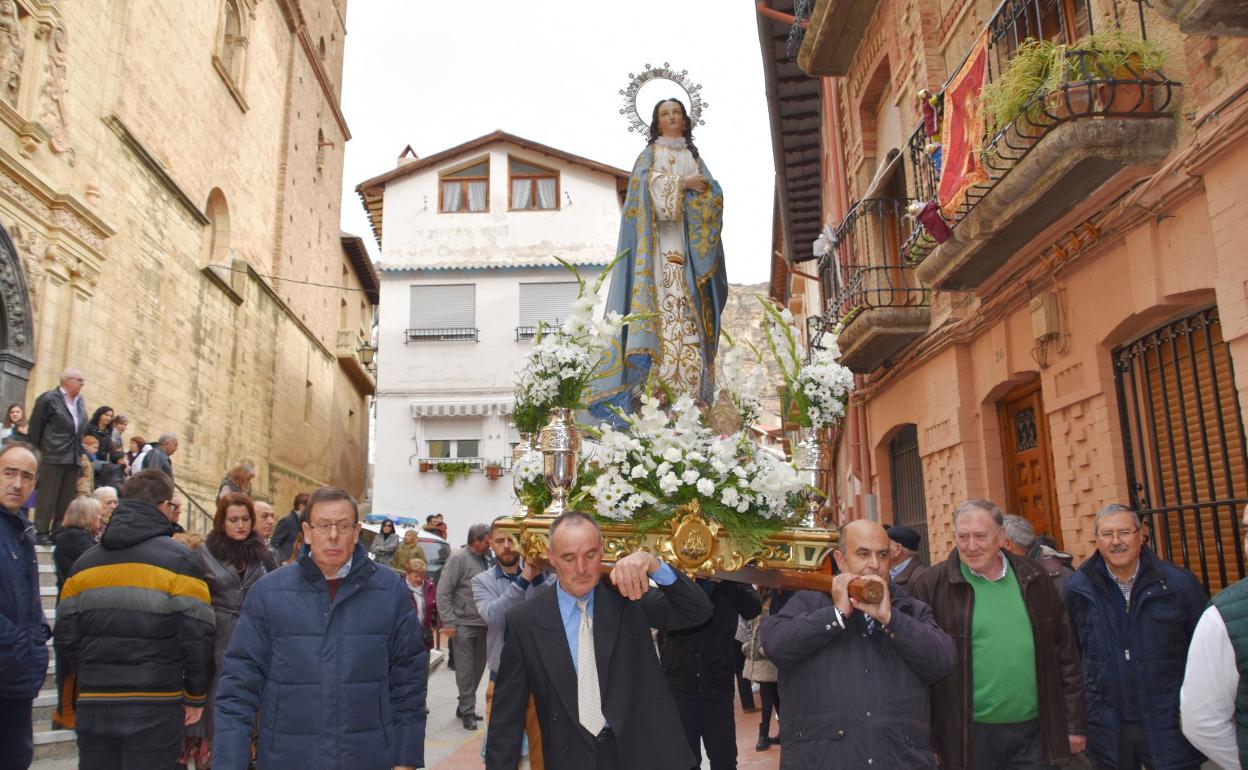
xmin=512 ymin=401 xmax=549 ymax=435
xmin=437 ymin=461 xmax=473 ymax=487
xmin=979 ymin=29 xmax=1165 ymax=146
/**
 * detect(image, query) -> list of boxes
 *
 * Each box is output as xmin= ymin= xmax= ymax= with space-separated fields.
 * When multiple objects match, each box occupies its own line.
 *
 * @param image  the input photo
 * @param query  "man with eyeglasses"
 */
xmin=0 ymin=443 xmax=47 ymax=770
xmin=27 ymin=367 xmax=88 ymax=543
xmin=1065 ymin=503 xmax=1207 ymax=770
xmin=214 ymin=486 xmax=427 ymax=770
xmin=1181 ymin=503 xmax=1248 ymax=769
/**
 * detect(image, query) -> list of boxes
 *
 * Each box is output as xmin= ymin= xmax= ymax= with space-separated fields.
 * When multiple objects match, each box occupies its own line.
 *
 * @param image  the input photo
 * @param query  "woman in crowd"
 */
xmin=391 ymin=528 xmax=422 ymax=570
xmin=125 ymin=435 xmax=146 ymax=475
xmin=370 ymin=518 xmax=400 ymax=563
xmin=745 ymin=587 xmax=782 ymax=751
xmin=108 ymin=414 xmax=128 ymax=451
xmin=405 ymin=557 xmax=438 ymax=652
xmin=1 ymin=402 xmax=23 ymax=440
xmin=51 ymin=496 xmax=102 ymax=730
xmin=85 ymin=406 xmax=115 ymax=454
xmin=181 ymin=493 xmax=274 ymax=768
xmin=217 ymin=460 xmax=255 ymax=500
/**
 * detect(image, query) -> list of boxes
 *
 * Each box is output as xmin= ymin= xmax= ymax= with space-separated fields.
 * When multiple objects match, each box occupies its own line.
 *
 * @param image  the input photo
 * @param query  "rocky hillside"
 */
xmin=716 ymin=282 xmax=783 ymax=423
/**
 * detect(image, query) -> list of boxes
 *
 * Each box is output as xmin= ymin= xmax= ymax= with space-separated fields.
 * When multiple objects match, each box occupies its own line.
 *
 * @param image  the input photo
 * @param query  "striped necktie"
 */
xmin=576 ymin=599 xmax=606 ymax=736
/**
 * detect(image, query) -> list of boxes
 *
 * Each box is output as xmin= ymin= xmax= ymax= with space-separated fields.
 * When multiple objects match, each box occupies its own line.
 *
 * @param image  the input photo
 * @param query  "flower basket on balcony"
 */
xmin=437 ymin=460 xmax=472 ymax=487
xmin=485 ymin=462 xmax=503 ymax=481
xmin=980 ymin=30 xmax=1165 ymax=152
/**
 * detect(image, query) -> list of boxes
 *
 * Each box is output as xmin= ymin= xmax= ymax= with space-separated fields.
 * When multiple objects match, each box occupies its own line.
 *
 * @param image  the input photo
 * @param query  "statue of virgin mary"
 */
xmin=588 ymin=97 xmax=728 ymax=421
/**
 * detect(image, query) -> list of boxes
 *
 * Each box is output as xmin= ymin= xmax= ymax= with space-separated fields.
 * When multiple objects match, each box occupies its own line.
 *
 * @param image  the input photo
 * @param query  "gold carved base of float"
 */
xmin=498 ymin=499 xmax=838 ymax=580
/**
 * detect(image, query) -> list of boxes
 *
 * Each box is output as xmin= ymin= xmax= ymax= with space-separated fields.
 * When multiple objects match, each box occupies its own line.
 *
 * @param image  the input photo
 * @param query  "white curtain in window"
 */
xmin=466 ymin=181 xmax=488 ymax=212
xmin=536 ymin=178 xmax=557 ymax=209
xmin=511 ymin=179 xmax=532 ymax=210
xmin=441 ymin=181 xmax=461 ymax=212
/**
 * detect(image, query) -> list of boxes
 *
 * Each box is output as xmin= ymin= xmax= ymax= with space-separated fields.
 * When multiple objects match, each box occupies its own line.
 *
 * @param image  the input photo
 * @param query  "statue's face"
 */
xmin=657 ymin=101 xmax=686 ymax=139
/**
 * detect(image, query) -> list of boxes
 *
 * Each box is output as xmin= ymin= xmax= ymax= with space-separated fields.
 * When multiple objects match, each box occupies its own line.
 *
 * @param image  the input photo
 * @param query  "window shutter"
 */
xmin=518 ymin=282 xmax=579 ymax=328
xmin=409 ymin=284 xmax=476 ymax=329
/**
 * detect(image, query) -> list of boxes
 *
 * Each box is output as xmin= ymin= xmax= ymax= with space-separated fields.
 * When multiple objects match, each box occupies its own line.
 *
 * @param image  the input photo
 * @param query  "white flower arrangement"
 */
xmin=576 ymin=394 xmax=807 ymax=532
xmin=759 ymin=298 xmax=854 ymax=431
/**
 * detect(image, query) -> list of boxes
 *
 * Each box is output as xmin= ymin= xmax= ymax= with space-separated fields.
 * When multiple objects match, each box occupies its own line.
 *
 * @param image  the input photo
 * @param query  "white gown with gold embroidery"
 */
xmin=649 ymin=137 xmax=705 ymax=399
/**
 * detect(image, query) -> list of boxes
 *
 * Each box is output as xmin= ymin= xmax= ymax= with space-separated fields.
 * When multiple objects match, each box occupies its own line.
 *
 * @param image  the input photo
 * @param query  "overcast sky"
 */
xmin=338 ymin=1 xmax=778 ymax=285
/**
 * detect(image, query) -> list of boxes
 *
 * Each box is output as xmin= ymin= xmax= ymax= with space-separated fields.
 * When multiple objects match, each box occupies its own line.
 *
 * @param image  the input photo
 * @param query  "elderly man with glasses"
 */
xmin=1064 ymin=503 xmax=1208 ymax=770
xmin=214 ymin=486 xmax=428 ymax=770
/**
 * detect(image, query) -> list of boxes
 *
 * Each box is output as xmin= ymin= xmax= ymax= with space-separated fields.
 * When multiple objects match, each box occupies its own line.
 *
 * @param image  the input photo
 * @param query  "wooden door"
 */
xmin=999 ymin=380 xmax=1062 ymax=548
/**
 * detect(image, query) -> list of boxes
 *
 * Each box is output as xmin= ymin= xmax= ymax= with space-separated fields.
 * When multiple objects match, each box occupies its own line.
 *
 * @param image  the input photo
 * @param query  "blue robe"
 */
xmin=588 ymin=145 xmax=728 ymax=423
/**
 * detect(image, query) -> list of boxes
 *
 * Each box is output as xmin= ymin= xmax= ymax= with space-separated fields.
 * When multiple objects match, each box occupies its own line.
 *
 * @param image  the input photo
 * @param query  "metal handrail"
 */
xmin=173 ymin=480 xmax=214 ymax=533
xmin=818 ymin=198 xmax=929 ymax=328
xmin=405 ymin=327 xmax=479 ymax=343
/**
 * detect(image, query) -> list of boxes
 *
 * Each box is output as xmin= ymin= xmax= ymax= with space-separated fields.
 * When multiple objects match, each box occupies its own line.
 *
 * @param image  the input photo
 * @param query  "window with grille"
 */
xmin=516 ymin=282 xmax=579 ymax=339
xmin=509 ymin=157 xmax=559 ymax=211
xmin=407 ymin=284 xmax=476 ymax=341
xmin=439 ymin=159 xmax=489 ymax=213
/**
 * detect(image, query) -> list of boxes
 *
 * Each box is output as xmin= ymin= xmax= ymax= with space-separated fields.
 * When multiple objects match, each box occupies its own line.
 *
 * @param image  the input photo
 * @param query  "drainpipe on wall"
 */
xmin=821 ymin=76 xmax=870 ymax=523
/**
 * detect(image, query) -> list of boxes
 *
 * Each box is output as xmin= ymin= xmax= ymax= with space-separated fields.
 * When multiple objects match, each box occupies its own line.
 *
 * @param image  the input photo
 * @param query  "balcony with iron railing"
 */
xmin=818 ymin=198 xmax=931 ymax=373
xmin=405 ymin=327 xmax=479 ymax=343
xmin=902 ymin=0 xmax=1179 ymax=291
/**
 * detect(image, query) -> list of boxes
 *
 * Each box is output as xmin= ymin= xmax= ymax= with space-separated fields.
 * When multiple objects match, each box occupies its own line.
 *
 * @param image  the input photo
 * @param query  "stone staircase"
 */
xmin=33 ymin=544 xmax=77 ymax=762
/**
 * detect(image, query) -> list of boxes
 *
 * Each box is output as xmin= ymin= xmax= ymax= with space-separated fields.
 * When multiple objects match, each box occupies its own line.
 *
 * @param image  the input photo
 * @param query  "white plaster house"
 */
xmin=356 ymin=131 xmax=628 ymax=541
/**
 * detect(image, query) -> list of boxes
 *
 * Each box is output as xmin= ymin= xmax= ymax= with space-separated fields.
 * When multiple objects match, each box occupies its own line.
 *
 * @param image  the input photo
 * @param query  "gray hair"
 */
xmin=92 ymin=486 xmax=118 ymax=502
xmin=466 ymin=523 xmax=491 ymax=545
xmin=1095 ymin=503 xmax=1140 ymax=532
xmin=59 ymin=367 xmax=84 ymax=384
xmin=1001 ymin=514 xmax=1036 ymax=548
xmin=157 ymin=432 xmax=178 ymax=446
xmin=548 ymin=511 xmax=601 ymax=543
xmin=952 ymin=499 xmax=1005 ymax=535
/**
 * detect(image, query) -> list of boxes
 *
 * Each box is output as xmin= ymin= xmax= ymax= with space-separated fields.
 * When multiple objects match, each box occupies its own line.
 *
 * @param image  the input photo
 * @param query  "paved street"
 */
xmin=34 ymin=644 xmax=782 ymax=769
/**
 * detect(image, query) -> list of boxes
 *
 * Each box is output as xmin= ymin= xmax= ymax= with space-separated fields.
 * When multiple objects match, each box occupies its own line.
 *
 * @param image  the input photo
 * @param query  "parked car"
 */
xmin=360 ymin=518 xmax=452 ymax=585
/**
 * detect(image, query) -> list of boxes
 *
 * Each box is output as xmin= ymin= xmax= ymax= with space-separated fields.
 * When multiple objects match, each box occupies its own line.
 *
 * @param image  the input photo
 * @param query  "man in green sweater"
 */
xmin=910 ymin=499 xmax=1086 ymax=769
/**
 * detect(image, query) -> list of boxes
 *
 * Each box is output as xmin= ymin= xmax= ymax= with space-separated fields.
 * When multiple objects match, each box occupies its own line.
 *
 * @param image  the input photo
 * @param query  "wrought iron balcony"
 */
xmin=405 ymin=327 xmax=479 ymax=343
xmin=902 ymin=0 xmax=1179 ymax=291
xmin=818 ymin=198 xmax=930 ymax=373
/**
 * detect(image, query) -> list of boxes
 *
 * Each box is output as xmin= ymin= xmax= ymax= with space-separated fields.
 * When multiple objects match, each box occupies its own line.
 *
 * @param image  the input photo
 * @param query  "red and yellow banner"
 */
xmin=938 ymin=29 xmax=990 ymax=217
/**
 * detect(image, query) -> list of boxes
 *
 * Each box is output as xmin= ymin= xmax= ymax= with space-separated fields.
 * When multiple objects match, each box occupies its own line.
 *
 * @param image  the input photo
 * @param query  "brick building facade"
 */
xmin=0 ymin=0 xmax=374 ymax=522
xmin=760 ymin=0 xmax=1248 ymax=591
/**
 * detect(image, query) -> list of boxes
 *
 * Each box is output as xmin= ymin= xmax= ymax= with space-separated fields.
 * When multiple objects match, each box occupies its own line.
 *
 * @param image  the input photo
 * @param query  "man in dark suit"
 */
xmin=27 ymin=368 xmax=88 ymax=542
xmin=485 ymin=512 xmax=713 ymax=770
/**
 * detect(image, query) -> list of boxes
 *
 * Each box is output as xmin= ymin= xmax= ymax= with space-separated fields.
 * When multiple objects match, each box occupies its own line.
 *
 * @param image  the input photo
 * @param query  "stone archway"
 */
xmin=0 ymin=222 xmax=36 ymax=408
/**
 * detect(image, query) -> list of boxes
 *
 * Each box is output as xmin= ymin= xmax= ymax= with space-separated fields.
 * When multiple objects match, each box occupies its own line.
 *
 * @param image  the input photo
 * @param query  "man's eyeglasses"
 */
xmin=1096 ymin=527 xmax=1140 ymax=541
xmin=307 ymin=521 xmax=357 ymax=535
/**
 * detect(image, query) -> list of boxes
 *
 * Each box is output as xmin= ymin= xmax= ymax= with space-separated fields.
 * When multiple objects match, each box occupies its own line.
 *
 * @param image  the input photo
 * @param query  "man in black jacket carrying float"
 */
xmin=761 ymin=519 xmax=956 ymax=769
xmin=485 ymin=512 xmax=713 ymax=770
xmin=659 ymin=576 xmax=760 ymax=769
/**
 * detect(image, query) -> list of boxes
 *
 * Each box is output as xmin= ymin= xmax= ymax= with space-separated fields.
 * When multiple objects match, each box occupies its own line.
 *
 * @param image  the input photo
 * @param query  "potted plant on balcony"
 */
xmin=437 ymin=460 xmax=472 ymax=488
xmin=418 ymin=459 xmax=431 ymax=473
xmin=485 ymin=461 xmax=504 ymax=481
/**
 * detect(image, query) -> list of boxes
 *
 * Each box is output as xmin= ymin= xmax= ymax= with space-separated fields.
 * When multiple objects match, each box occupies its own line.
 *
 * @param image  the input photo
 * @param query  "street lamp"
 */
xmin=357 ymin=340 xmax=376 ymax=372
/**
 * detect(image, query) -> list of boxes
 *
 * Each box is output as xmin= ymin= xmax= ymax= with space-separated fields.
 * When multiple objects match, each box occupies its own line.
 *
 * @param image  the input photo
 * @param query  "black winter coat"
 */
xmin=1064 ymin=549 xmax=1208 ymax=770
xmin=94 ymin=461 xmax=125 ymax=493
xmin=51 ymin=525 xmax=95 ymax=593
xmin=54 ymin=500 xmax=215 ymax=708
xmin=0 ymin=506 xmax=48 ymax=700
xmin=659 ymin=579 xmax=761 ymax=696
xmin=28 ymin=387 xmax=87 ymax=465
xmin=760 ymin=586 xmax=956 ymax=769
xmin=270 ymin=510 xmax=301 ymax=562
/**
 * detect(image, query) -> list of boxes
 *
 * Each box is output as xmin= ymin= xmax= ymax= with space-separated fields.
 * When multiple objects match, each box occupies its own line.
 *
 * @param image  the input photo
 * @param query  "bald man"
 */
xmin=760 ymin=519 xmax=955 ymax=768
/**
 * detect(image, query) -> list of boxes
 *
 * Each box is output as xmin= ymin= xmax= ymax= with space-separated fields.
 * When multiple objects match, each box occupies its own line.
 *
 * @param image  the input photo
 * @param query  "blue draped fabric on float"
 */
xmin=587 ymin=144 xmax=728 ymax=425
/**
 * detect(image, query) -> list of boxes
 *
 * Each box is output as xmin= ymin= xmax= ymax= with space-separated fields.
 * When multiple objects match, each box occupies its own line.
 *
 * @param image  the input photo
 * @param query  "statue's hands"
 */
xmin=611 ymin=550 xmax=661 ymax=601
xmin=685 ymin=174 xmax=709 ymax=193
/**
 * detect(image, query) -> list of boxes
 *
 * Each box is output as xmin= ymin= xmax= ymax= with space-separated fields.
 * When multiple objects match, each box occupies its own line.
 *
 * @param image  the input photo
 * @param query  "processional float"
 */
xmin=496 ymin=64 xmax=853 ymax=592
